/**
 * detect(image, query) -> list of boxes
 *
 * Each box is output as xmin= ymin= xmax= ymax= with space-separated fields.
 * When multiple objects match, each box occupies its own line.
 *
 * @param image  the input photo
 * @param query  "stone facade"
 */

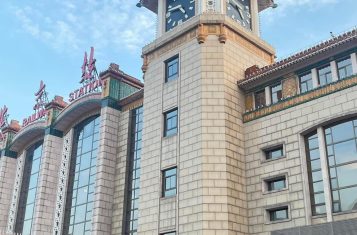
xmin=0 ymin=2 xmax=356 ymax=235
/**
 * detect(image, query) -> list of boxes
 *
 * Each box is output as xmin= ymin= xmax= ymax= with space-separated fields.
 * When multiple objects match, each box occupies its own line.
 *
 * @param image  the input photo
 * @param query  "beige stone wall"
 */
xmin=140 ymin=18 xmax=273 ymax=234
xmin=32 ymin=134 xmax=63 ymax=235
xmin=244 ymin=85 xmax=357 ymax=235
xmin=0 ymin=156 xmax=17 ymax=230
xmin=111 ymin=110 xmax=129 ymax=235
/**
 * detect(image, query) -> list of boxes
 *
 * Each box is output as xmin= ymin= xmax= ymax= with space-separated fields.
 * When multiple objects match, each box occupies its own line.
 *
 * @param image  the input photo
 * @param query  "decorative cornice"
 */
xmin=99 ymin=63 xmax=144 ymax=89
xmin=243 ymin=74 xmax=357 ymax=122
xmin=239 ymin=28 xmax=357 ymax=87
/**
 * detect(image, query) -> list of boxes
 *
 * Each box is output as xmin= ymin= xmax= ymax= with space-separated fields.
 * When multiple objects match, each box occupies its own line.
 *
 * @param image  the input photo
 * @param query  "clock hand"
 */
xmin=168 ymin=4 xmax=183 ymax=12
xmin=230 ymin=0 xmax=243 ymax=10
xmin=179 ymin=6 xmax=186 ymax=13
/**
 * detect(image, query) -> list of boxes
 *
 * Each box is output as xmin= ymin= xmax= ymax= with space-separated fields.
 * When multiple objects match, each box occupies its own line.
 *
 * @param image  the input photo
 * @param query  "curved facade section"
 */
xmin=53 ymin=93 xmax=101 ymax=133
xmin=10 ymin=121 xmax=46 ymax=153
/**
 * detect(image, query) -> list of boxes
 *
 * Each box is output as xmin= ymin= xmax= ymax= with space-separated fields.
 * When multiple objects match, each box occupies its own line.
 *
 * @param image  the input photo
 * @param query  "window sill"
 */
xmin=312 ymin=214 xmax=327 ymax=219
xmin=261 ymin=156 xmax=286 ymax=164
xmin=265 ymin=218 xmax=291 ymax=225
xmin=163 ymin=133 xmax=177 ymax=139
xmin=333 ymin=209 xmax=357 ymax=216
xmin=263 ymin=187 xmax=289 ymax=195
xmin=161 ymin=195 xmax=176 ymax=200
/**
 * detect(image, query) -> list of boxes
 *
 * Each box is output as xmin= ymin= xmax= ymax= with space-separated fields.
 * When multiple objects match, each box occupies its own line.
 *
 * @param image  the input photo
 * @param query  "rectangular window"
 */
xmin=161 ymin=232 xmax=176 ymax=235
xmin=299 ymin=72 xmax=313 ymax=93
xmin=266 ymin=176 xmax=286 ymax=191
xmin=268 ymin=207 xmax=289 ymax=221
xmin=164 ymin=109 xmax=178 ymax=137
xmin=254 ymin=90 xmax=266 ymax=109
xmin=337 ymin=57 xmax=353 ymax=79
xmin=265 ymin=146 xmax=284 ymax=160
xmin=271 ymin=83 xmax=282 ymax=104
xmin=318 ymin=65 xmax=332 ymax=86
xmin=163 ymin=167 xmax=177 ymax=197
xmin=165 ymin=55 xmax=179 ymax=82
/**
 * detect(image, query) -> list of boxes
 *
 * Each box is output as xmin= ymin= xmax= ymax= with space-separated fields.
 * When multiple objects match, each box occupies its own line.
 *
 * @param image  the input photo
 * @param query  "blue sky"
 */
xmin=0 ymin=0 xmax=356 ymax=123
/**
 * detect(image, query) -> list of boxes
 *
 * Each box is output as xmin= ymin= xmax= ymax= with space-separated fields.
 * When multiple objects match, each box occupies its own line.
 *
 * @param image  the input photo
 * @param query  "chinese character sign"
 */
xmin=23 ymin=81 xmax=48 ymax=127
xmin=0 ymin=105 xmax=8 ymax=129
xmin=33 ymin=80 xmax=47 ymax=110
xmin=80 ymin=47 xmax=97 ymax=83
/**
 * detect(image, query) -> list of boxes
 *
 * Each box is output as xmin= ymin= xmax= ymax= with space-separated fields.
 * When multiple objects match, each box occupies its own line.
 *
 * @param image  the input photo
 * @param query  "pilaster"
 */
xmin=91 ymin=106 xmax=121 ymax=235
xmin=351 ymin=52 xmax=357 ymax=74
xmin=330 ymin=60 xmax=339 ymax=82
xmin=31 ymin=133 xmax=63 ymax=234
xmin=311 ymin=68 xmax=319 ymax=88
xmin=317 ymin=127 xmax=333 ymax=222
xmin=0 ymin=154 xmax=17 ymax=231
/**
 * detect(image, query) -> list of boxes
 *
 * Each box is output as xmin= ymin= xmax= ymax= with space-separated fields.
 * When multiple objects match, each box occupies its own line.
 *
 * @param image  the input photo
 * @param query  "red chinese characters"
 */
xmin=22 ymin=81 xmax=48 ymax=127
xmin=80 ymin=47 xmax=97 ymax=83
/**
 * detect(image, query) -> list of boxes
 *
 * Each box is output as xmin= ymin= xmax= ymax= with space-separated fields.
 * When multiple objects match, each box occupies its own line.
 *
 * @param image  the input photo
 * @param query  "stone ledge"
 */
xmin=243 ymin=74 xmax=357 ymax=123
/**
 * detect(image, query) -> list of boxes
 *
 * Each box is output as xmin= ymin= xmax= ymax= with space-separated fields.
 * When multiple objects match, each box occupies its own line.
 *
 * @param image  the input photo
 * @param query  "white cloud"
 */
xmin=12 ymin=0 xmax=156 ymax=55
xmin=261 ymin=0 xmax=339 ymax=24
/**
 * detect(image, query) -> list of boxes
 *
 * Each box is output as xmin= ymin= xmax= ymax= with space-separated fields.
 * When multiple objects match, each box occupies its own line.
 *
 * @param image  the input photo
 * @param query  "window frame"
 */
xmin=164 ymin=108 xmax=178 ymax=137
xmin=299 ymin=71 xmax=314 ymax=93
xmin=270 ymin=82 xmax=283 ymax=104
xmin=267 ymin=206 xmax=289 ymax=222
xmin=162 ymin=167 xmax=177 ymax=198
xmin=263 ymin=144 xmax=285 ymax=162
xmin=254 ymin=89 xmax=266 ymax=109
xmin=317 ymin=64 xmax=333 ymax=86
xmin=263 ymin=174 xmax=288 ymax=193
xmin=336 ymin=56 xmax=353 ymax=80
xmin=165 ymin=55 xmax=179 ymax=83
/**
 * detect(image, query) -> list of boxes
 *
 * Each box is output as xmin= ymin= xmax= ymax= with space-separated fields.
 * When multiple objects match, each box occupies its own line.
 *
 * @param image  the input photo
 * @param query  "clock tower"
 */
xmin=138 ymin=0 xmax=276 ymax=234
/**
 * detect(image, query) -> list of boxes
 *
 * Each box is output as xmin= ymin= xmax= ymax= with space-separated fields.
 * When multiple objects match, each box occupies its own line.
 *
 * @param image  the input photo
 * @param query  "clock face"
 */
xmin=226 ymin=0 xmax=251 ymax=30
xmin=166 ymin=0 xmax=195 ymax=31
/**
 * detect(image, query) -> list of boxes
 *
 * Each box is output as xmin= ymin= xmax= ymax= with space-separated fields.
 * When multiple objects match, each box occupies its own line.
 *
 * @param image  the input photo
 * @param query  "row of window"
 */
xmin=253 ymin=54 xmax=355 ymax=109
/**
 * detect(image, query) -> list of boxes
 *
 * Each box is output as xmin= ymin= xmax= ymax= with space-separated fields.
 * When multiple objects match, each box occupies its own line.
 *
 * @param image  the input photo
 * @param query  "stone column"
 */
xmin=351 ymin=52 xmax=357 ymax=74
xmin=0 ymin=154 xmax=17 ymax=231
xmin=0 ymin=121 xmax=20 ymax=232
xmin=265 ymin=86 xmax=271 ymax=106
xmin=317 ymin=127 xmax=333 ymax=222
xmin=330 ymin=60 xmax=339 ymax=82
xmin=31 ymin=131 xmax=63 ymax=235
xmin=32 ymin=95 xmax=67 ymax=234
xmin=311 ymin=68 xmax=319 ymax=88
xmin=251 ymin=0 xmax=260 ymax=36
xmin=6 ymin=152 xmax=25 ymax=233
xmin=91 ymin=105 xmax=121 ymax=235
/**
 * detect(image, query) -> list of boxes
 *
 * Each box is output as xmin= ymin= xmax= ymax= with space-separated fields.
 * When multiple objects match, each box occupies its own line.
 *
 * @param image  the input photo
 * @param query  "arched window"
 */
xmin=305 ymin=117 xmax=357 ymax=215
xmin=16 ymin=141 xmax=43 ymax=235
xmin=63 ymin=116 xmax=100 ymax=235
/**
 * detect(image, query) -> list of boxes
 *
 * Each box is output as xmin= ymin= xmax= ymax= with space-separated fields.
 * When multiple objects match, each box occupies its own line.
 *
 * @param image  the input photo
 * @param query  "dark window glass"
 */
xmin=305 ymin=133 xmax=326 ymax=215
xmin=163 ymin=167 xmax=177 ymax=197
xmin=165 ymin=56 xmax=179 ymax=82
xmin=337 ymin=57 xmax=353 ymax=79
xmin=265 ymin=146 xmax=284 ymax=160
xmin=254 ymin=90 xmax=266 ymax=109
xmin=161 ymin=232 xmax=176 ymax=235
xmin=271 ymin=83 xmax=282 ymax=104
xmin=299 ymin=72 xmax=313 ymax=93
xmin=164 ymin=109 xmax=178 ymax=137
xmin=318 ymin=65 xmax=332 ymax=86
xmin=325 ymin=118 xmax=357 ymax=213
xmin=267 ymin=177 xmax=286 ymax=191
xmin=124 ymin=106 xmax=143 ymax=235
xmin=268 ymin=207 xmax=288 ymax=221
xmin=63 ymin=116 xmax=100 ymax=235
xmin=16 ymin=142 xmax=43 ymax=235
